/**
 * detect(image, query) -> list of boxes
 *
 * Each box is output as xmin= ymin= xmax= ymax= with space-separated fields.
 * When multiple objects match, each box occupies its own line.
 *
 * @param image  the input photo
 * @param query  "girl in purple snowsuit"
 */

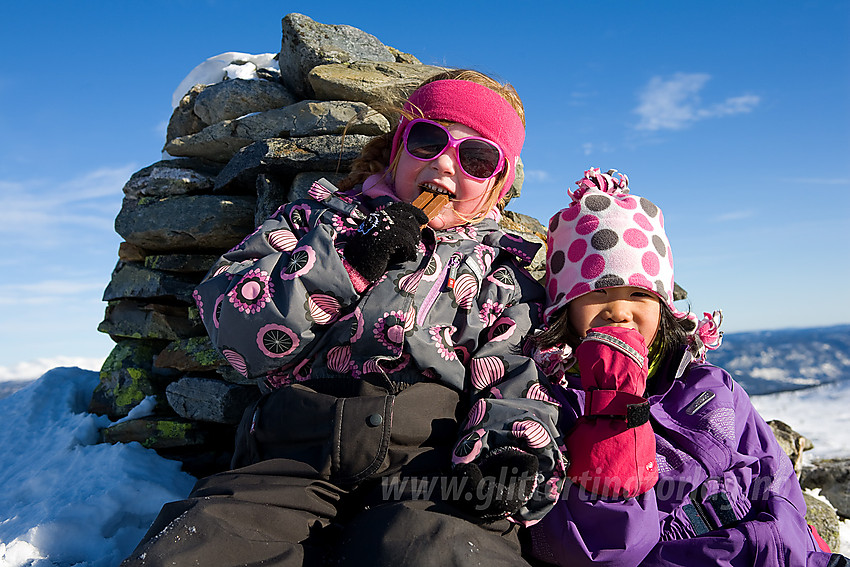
xmin=524 ymin=168 xmax=843 ymax=566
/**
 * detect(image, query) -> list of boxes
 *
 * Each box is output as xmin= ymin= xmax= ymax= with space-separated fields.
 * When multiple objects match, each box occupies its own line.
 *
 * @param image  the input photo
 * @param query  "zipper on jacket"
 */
xmin=446 ymin=255 xmax=461 ymax=289
xmin=417 ymin=253 xmax=461 ymax=326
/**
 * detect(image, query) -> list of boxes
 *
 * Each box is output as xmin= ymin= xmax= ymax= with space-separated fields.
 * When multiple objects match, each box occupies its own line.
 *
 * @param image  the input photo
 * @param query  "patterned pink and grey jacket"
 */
xmin=192 ymin=178 xmax=566 ymax=523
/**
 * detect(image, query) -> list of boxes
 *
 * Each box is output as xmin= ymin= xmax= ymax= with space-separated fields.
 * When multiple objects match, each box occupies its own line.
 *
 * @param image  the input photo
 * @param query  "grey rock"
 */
xmin=192 ymin=78 xmax=296 ymax=126
xmin=308 ymin=62 xmax=446 ymax=109
xmin=115 ymin=194 xmax=256 ymax=252
xmin=769 ymin=420 xmax=813 ymax=478
xmin=102 ymin=261 xmax=200 ymax=303
xmin=167 ymin=84 xmax=209 ymax=142
xmin=164 ymin=128 xmax=255 ymax=163
xmin=387 ymin=46 xmax=421 ymax=65
xmin=213 ymin=135 xmax=371 ymax=193
xmin=144 ymin=253 xmax=219 ymax=274
xmin=500 ymin=210 xmax=547 ymax=282
xmin=88 ymin=340 xmax=169 ymax=419
xmin=98 ymin=299 xmax=204 ymax=341
xmin=255 ymin=174 xmax=291 ymax=225
xmin=118 ymin=242 xmax=147 ymax=262
xmin=802 ymin=458 xmax=850 ymax=519
xmin=154 ymin=336 xmax=225 ymax=372
xmin=165 ymin=101 xmax=389 ymax=163
xmin=102 ymin=417 xmax=212 ymax=449
xmin=804 ymin=492 xmax=841 ymax=552
xmin=242 ymin=100 xmax=389 ymax=137
xmin=255 ymin=171 xmax=351 ymax=225
xmin=279 ymin=13 xmax=395 ymax=98
xmin=122 ymin=158 xmax=221 ymax=200
xmin=166 ymin=376 xmax=260 ymax=424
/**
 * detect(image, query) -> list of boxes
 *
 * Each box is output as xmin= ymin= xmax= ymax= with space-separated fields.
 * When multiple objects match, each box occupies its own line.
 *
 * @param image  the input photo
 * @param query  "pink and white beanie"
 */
xmin=543 ymin=168 xmax=722 ymax=361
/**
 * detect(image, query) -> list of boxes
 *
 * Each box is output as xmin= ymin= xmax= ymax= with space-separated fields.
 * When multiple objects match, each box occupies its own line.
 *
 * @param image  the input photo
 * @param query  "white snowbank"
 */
xmin=0 ymin=368 xmax=196 ymax=567
xmin=751 ymin=379 xmax=850 ymax=461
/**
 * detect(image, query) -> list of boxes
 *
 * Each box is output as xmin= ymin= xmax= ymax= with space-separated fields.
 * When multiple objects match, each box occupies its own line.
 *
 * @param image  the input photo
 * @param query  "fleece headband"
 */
xmin=389 ymin=79 xmax=525 ymax=200
xmin=543 ymin=168 xmax=676 ymax=322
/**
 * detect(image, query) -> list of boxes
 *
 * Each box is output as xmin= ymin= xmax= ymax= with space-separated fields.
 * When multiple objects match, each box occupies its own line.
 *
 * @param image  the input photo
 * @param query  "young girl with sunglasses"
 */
xmin=523 ymin=169 xmax=841 ymax=567
xmin=121 ymin=69 xmax=565 ymax=567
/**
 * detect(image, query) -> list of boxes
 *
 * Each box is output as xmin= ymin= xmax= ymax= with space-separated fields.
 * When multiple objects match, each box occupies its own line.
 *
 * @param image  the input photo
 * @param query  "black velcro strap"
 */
xmin=828 ymin=554 xmax=848 ymax=567
xmin=684 ymin=481 xmax=741 ymax=536
xmin=705 ymin=491 xmax=737 ymax=528
xmin=626 ymin=400 xmax=651 ymax=428
xmin=683 ymin=503 xmax=711 ymax=535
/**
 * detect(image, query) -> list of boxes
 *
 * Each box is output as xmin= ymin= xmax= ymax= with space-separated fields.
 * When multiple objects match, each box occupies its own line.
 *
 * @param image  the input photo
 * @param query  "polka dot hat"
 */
xmin=543 ymin=168 xmax=675 ymax=322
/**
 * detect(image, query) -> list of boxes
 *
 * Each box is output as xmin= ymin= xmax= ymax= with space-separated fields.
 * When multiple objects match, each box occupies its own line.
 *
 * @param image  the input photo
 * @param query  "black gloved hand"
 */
xmin=452 ymin=448 xmax=539 ymax=523
xmin=344 ymin=202 xmax=428 ymax=283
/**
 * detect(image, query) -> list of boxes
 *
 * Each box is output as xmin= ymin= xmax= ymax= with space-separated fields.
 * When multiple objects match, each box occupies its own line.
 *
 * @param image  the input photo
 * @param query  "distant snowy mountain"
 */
xmin=709 ymin=324 xmax=850 ymax=395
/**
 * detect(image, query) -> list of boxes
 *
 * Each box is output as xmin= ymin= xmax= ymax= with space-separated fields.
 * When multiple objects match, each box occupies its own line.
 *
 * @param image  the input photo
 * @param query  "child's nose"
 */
xmin=431 ymin=148 xmax=458 ymax=175
xmin=605 ymin=301 xmax=632 ymax=322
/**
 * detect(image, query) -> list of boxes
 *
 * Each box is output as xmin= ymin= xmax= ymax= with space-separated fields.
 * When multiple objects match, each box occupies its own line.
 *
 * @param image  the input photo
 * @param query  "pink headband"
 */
xmin=389 ymin=79 xmax=525 ymax=200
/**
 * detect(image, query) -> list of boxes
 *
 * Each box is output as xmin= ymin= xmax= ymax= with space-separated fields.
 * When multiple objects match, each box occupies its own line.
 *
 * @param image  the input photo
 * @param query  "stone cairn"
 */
xmin=89 ymin=13 xmax=844 ymax=549
xmin=90 ymin=13 xmax=549 ymax=477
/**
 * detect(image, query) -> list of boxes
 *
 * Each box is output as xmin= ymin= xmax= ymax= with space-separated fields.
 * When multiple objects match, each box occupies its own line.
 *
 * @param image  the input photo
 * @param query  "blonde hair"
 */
xmin=339 ymin=69 xmax=524 ymax=223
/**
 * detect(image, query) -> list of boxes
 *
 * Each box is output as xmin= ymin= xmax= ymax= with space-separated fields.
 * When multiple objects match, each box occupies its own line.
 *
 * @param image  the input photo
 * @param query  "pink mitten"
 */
xmin=565 ymin=326 xmax=658 ymax=498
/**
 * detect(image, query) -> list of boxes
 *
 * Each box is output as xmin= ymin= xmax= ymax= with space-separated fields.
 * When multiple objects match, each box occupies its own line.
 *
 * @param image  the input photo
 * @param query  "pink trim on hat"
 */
xmin=389 ymin=79 xmax=525 ymax=200
xmin=544 ymin=169 xmax=675 ymax=321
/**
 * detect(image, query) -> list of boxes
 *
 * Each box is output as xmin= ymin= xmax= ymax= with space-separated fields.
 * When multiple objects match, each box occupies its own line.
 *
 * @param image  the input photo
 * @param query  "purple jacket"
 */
xmin=528 ymin=348 xmax=839 ymax=567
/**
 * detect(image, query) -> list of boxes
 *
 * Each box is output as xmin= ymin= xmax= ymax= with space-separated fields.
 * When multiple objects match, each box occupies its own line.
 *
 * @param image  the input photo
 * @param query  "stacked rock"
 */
xmin=90 ymin=13 xmax=547 ymax=477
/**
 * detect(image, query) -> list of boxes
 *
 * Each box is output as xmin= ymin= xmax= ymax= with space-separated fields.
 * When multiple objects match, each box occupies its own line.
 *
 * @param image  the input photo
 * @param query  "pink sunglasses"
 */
xmin=402 ymin=118 xmax=506 ymax=180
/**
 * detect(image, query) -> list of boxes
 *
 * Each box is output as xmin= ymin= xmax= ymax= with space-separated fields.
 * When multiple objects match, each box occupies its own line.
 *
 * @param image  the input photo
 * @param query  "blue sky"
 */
xmin=1 ymin=1 xmax=848 ymax=374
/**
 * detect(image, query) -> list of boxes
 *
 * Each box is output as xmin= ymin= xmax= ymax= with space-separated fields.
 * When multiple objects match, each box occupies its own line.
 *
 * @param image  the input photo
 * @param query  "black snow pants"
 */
xmin=121 ymin=380 xmax=534 ymax=567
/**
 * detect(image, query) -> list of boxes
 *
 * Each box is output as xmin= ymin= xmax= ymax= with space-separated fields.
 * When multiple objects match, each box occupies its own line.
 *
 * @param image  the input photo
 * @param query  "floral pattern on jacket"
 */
xmin=193 ymin=179 xmax=565 ymax=523
xmin=529 ymin=348 xmax=839 ymax=566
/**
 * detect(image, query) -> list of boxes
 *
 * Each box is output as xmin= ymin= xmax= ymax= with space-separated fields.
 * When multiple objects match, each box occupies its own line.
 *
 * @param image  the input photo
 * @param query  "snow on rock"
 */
xmin=171 ymin=52 xmax=279 ymax=108
xmin=0 ymin=368 xmax=196 ymax=567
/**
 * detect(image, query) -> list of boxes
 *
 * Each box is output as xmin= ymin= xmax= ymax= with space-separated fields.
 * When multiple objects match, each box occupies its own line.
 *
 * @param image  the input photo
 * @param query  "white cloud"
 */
xmin=0 ymin=357 xmax=105 ymax=382
xmin=635 ymin=73 xmax=760 ymax=131
xmin=581 ymin=142 xmax=614 ymax=156
xmin=523 ymin=169 xmax=551 ymax=182
xmin=711 ymin=210 xmax=755 ymax=222
xmin=0 ymin=165 xmax=134 ymax=235
xmin=0 ymin=279 xmax=107 ymax=305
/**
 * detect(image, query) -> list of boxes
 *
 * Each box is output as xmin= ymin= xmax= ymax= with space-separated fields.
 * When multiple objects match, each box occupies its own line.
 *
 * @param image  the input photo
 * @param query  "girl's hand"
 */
xmin=567 ymin=326 xmax=658 ymax=498
xmin=451 ymin=448 xmax=539 ymax=523
xmin=575 ymin=326 xmax=649 ymax=396
xmin=343 ymin=202 xmax=428 ymax=283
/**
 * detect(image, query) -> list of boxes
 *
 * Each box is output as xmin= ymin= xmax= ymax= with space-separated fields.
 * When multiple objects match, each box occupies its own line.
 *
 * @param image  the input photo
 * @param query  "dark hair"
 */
xmin=533 ymin=300 xmax=695 ymax=364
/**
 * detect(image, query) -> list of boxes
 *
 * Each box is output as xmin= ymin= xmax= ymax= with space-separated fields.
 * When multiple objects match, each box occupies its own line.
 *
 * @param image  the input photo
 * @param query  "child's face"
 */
xmin=393 ymin=122 xmax=499 ymax=230
xmin=567 ymin=286 xmax=661 ymax=347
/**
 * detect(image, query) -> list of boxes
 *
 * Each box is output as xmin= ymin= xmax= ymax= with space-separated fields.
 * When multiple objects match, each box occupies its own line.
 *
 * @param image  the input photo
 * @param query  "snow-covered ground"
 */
xmin=0 ymin=366 xmax=848 ymax=566
xmin=0 ymin=367 xmax=196 ymax=567
xmin=751 ymin=379 xmax=850 ymax=462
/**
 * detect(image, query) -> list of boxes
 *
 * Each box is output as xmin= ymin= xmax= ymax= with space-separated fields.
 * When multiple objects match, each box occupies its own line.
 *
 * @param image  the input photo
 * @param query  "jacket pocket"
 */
xmin=234 ymin=384 xmax=396 ymax=486
xmin=333 ymin=394 xmax=395 ymax=483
